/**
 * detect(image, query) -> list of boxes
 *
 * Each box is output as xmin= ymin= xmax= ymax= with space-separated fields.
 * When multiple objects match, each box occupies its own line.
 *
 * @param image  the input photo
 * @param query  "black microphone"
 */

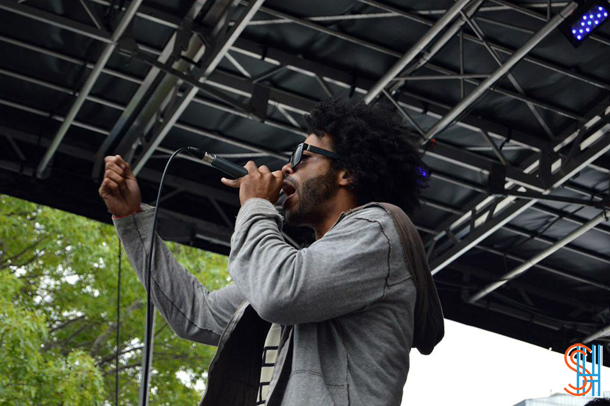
xmin=187 ymin=147 xmax=287 ymax=207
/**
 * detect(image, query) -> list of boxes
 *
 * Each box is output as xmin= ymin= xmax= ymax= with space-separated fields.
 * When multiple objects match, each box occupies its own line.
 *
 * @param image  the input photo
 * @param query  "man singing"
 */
xmin=99 ymin=98 xmax=444 ymax=406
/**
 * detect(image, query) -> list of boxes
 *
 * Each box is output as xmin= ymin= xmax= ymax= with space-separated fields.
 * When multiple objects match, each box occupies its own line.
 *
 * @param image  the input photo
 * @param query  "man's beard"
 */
xmin=285 ymin=169 xmax=337 ymax=226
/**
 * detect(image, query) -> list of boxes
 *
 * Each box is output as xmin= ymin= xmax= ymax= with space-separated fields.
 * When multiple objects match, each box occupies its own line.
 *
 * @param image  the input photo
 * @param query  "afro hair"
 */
xmin=305 ymin=97 xmax=428 ymax=216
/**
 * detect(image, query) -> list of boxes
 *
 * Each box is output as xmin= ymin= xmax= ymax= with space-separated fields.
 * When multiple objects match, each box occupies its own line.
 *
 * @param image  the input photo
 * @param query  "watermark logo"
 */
xmin=564 ymin=343 xmax=603 ymax=396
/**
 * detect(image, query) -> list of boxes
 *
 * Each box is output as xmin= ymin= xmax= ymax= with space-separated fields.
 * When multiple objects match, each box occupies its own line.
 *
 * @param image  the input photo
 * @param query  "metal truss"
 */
xmin=73 ymin=0 xmax=610 ymax=116
xmin=0 ymin=123 xmax=304 ymax=249
xmin=3 ymin=1 xmax=610 ymax=290
xmin=3 ymin=66 xmax=610 ymax=288
xmin=5 ymin=0 xmax=606 ymax=163
xmin=362 ymin=0 xmax=478 ymax=103
xmin=356 ymin=0 xmax=610 ymax=91
xmin=427 ymin=102 xmax=610 ymax=275
xmin=85 ymin=0 xmax=610 ymax=94
xmin=92 ymin=0 xmax=213 ymax=178
xmin=440 ymin=262 xmax=607 ymax=335
xmin=0 ymin=0 xmax=145 ymax=178
xmin=1 ymin=3 xmax=608 ymax=179
xmin=1 ymin=101 xmax=608 ymax=342
xmin=125 ymin=0 xmax=266 ymax=176
xmin=3 ymin=120 xmax=607 ymax=314
xmin=422 ymin=197 xmax=610 ymax=268
xmin=467 ymin=210 xmax=609 ymax=303
xmin=423 ymin=2 xmax=578 ymax=142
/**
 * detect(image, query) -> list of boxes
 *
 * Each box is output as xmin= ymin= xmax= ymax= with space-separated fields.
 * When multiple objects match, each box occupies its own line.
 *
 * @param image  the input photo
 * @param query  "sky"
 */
xmin=402 ymin=319 xmax=609 ymax=406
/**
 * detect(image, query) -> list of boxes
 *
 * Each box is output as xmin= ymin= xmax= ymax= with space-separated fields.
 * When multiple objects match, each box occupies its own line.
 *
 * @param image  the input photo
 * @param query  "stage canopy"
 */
xmin=0 ymin=0 xmax=609 ymax=364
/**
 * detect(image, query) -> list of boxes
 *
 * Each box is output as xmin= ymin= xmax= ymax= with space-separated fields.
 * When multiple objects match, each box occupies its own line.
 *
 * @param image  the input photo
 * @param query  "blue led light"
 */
xmin=569 ymin=3 xmax=609 ymax=43
xmin=417 ymin=167 xmax=429 ymax=182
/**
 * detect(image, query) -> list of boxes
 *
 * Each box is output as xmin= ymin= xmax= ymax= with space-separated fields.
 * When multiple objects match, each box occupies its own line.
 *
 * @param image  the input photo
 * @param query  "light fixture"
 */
xmin=559 ymin=0 xmax=609 ymax=47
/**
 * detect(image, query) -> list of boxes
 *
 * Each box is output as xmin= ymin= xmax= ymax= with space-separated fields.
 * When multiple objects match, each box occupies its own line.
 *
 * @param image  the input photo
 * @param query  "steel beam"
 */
xmin=0 ymin=31 xmax=605 ymax=202
xmin=363 ymin=0 xmax=475 ymax=103
xmin=458 ymin=10 xmax=556 ymax=139
xmin=0 ymin=125 xmax=305 ymax=248
xmin=387 ymin=0 xmax=484 ymax=94
xmin=473 ymin=244 xmax=610 ymax=292
xmin=424 ymin=2 xmax=578 ymax=142
xmin=33 ymin=0 xmax=144 ymax=177
xmin=429 ymin=106 xmax=610 ymax=275
xmin=425 ymin=148 xmax=610 ymax=239
xmin=468 ymin=210 xmax=609 ymax=303
xmin=583 ymin=324 xmax=610 ymax=343
xmin=87 ymin=0 xmax=610 ymax=94
xmin=130 ymin=0 xmax=265 ymax=176
xmin=423 ymin=197 xmax=610 ymax=266
xmin=447 ymin=262 xmax=606 ymax=326
xmin=427 ymin=141 xmax=546 ymax=192
xmin=2 ymin=31 xmax=604 ymax=209
xmin=0 ymin=0 xmax=112 ymax=43
xmin=0 ymin=21 xmax=550 ymax=152
xmin=88 ymin=0 xmax=183 ymax=29
xmin=2 ymin=122 xmax=608 ymax=292
xmin=227 ymin=38 xmax=550 ymax=150
xmin=93 ymin=0 xmax=211 ymax=179
xmin=358 ymin=0 xmax=610 ymax=92
xmin=425 ymin=99 xmax=610 ymax=248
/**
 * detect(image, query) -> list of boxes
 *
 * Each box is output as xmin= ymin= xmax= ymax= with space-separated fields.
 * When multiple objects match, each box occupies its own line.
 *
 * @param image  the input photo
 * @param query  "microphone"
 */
xmin=187 ymin=147 xmax=287 ymax=207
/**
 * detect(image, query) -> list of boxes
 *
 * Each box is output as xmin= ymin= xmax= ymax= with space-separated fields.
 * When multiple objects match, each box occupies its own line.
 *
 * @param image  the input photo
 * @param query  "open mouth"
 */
xmin=282 ymin=181 xmax=297 ymax=200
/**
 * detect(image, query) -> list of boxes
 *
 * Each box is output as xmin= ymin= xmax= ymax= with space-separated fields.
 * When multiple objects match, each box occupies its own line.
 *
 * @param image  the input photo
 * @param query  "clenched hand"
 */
xmin=98 ymin=155 xmax=142 ymax=217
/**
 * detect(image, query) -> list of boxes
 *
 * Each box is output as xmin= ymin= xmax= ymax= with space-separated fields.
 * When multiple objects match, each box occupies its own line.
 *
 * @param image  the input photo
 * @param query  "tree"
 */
xmin=0 ymin=194 xmax=231 ymax=404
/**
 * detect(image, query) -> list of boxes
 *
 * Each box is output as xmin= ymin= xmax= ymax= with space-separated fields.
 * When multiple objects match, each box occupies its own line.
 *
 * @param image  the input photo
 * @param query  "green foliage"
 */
xmin=0 ymin=194 xmax=231 ymax=404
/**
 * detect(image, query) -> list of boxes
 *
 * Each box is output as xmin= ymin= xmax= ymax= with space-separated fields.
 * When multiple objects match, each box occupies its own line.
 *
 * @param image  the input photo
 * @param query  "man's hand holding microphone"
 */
xmin=99 ymin=154 xmax=284 ymax=217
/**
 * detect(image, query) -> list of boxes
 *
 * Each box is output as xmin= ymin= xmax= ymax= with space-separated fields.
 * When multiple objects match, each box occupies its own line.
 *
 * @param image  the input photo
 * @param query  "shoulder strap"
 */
xmin=378 ymin=203 xmax=445 ymax=355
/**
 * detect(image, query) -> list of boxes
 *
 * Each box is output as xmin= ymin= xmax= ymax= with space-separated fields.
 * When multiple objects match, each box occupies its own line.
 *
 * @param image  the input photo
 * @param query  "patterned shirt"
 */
xmin=256 ymin=323 xmax=282 ymax=405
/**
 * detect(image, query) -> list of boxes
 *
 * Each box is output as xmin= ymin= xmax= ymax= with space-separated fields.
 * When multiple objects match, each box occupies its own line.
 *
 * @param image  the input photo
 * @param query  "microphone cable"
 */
xmin=139 ymin=147 xmax=253 ymax=406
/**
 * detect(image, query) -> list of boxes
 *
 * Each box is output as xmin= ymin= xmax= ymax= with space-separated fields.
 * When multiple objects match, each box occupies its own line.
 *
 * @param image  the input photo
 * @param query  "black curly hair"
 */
xmin=304 ymin=97 xmax=428 ymax=216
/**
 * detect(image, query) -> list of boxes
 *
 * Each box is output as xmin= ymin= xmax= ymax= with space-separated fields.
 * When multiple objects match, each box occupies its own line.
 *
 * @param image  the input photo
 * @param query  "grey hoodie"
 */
xmin=114 ymin=198 xmax=420 ymax=405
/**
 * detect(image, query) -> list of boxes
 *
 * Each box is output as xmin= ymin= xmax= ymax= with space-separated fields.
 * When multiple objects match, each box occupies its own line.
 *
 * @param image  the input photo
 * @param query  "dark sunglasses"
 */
xmin=289 ymin=142 xmax=337 ymax=169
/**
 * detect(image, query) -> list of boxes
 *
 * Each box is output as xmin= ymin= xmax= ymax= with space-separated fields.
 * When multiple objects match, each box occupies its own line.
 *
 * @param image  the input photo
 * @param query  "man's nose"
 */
xmin=282 ymin=162 xmax=293 ymax=177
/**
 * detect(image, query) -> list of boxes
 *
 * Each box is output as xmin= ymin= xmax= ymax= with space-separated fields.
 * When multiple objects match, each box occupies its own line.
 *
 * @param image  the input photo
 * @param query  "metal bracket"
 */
xmin=249 ymin=84 xmax=270 ymax=122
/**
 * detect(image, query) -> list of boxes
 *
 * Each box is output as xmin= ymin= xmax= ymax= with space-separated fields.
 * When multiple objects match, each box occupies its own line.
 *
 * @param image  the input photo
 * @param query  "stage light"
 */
xmin=559 ymin=0 xmax=610 ymax=47
xmin=417 ymin=166 xmax=430 ymax=185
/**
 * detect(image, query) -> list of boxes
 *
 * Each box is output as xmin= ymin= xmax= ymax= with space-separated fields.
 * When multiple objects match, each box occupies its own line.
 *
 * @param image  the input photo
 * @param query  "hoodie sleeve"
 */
xmin=228 ymin=198 xmax=391 ymax=325
xmin=113 ymin=205 xmax=245 ymax=346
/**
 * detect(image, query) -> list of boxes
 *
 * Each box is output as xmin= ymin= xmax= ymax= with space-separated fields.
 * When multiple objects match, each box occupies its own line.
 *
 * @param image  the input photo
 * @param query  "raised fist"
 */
xmin=98 ymin=155 xmax=142 ymax=217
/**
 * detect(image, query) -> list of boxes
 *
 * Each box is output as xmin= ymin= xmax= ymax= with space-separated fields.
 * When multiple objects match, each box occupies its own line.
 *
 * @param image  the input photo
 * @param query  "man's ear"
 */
xmin=338 ymin=169 xmax=353 ymax=188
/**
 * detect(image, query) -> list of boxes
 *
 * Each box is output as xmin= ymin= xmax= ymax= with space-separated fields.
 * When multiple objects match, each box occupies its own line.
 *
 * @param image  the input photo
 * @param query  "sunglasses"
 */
xmin=289 ymin=142 xmax=337 ymax=169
